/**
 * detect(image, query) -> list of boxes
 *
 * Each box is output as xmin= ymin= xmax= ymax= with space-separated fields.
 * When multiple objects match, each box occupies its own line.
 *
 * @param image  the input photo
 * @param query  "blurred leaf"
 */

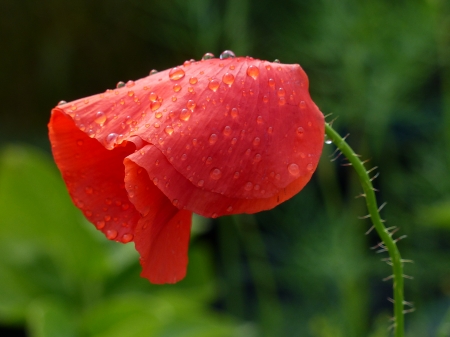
xmin=418 ymin=201 xmax=450 ymax=229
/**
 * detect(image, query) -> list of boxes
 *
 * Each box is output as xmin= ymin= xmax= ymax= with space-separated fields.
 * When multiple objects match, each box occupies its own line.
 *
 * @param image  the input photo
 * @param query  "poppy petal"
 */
xmin=48 ymin=110 xmax=141 ymax=242
xmin=124 ymin=157 xmax=192 ymax=284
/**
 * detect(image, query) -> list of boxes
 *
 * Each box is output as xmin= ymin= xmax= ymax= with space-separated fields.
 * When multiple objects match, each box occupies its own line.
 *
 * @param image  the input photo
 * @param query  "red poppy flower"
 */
xmin=48 ymin=53 xmax=324 ymax=284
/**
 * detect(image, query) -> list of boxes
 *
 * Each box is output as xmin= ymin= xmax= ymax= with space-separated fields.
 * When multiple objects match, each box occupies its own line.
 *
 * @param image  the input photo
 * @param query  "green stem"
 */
xmin=325 ymin=122 xmax=404 ymax=337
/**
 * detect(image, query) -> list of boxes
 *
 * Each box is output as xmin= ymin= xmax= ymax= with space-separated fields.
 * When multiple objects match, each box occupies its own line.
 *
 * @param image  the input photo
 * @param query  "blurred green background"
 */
xmin=1 ymin=0 xmax=449 ymax=336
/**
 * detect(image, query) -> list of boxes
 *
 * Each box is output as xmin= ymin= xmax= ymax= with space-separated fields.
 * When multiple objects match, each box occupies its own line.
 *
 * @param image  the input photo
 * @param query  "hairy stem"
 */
xmin=325 ymin=122 xmax=404 ymax=337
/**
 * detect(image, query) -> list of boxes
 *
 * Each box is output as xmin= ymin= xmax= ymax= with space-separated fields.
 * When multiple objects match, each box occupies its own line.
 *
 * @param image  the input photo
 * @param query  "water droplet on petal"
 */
xmin=180 ymin=109 xmax=191 ymax=121
xmin=189 ymin=77 xmax=198 ymax=85
xmin=306 ymin=163 xmax=314 ymax=171
xmin=297 ymin=127 xmax=304 ymax=136
xmin=150 ymin=69 xmax=158 ymax=75
xmin=169 ymin=67 xmax=185 ymax=81
xmin=173 ymin=84 xmax=182 ymax=92
xmin=288 ymin=163 xmax=300 ymax=176
xmin=222 ymin=73 xmax=235 ymax=86
xmin=220 ymin=50 xmax=235 ymax=59
xmin=274 ymin=59 xmax=280 ymax=63
xmin=153 ymin=177 xmax=159 ymax=185
xmin=172 ymin=199 xmax=179 ymax=206
xmin=208 ymin=79 xmax=220 ymax=92
xmin=122 ymin=233 xmax=134 ymax=243
xmin=278 ymin=97 xmax=286 ymax=105
xmin=186 ymin=100 xmax=196 ymax=111
xmin=95 ymin=111 xmax=107 ymax=124
xmin=299 ymin=101 xmax=306 ymax=109
xmin=223 ymin=126 xmax=232 ymax=136
xmin=105 ymin=133 xmax=118 ymax=149
xmin=253 ymin=137 xmax=261 ymax=146
xmin=231 ymin=108 xmax=238 ymax=118
xmin=247 ymin=65 xmax=259 ymax=79
xmin=256 ymin=116 xmax=263 ymax=124
xmin=210 ymin=168 xmax=222 ymax=180
xmin=151 ymin=101 xmax=161 ymax=111
xmin=106 ymin=229 xmax=118 ymax=240
xmin=116 ymin=81 xmax=125 ymax=88
xmin=263 ymin=95 xmax=269 ymax=103
xmin=198 ymin=180 xmax=204 ymax=187
xmin=165 ymin=126 xmax=174 ymax=135
xmin=149 ymin=92 xmax=158 ymax=101
xmin=126 ymin=80 xmax=135 ymax=87
xmin=268 ymin=78 xmax=275 ymax=88
xmin=58 ymin=100 xmax=67 ymax=105
xmin=209 ymin=134 xmax=218 ymax=145
xmin=277 ymin=88 xmax=286 ymax=97
xmin=244 ymin=182 xmax=253 ymax=191
xmin=202 ymin=53 xmax=215 ymax=60
xmin=96 ymin=220 xmax=105 ymax=229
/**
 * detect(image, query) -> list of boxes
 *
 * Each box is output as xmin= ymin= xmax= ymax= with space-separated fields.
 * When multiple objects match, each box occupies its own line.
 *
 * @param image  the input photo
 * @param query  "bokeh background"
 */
xmin=1 ymin=0 xmax=449 ymax=336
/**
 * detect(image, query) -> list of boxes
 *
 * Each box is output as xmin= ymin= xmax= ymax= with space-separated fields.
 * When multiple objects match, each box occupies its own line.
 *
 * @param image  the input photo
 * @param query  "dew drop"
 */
xmin=153 ymin=177 xmax=159 ymax=185
xmin=122 ymin=233 xmax=134 ymax=243
xmin=268 ymin=78 xmax=275 ymax=88
xmin=268 ymin=126 xmax=273 ymax=134
xmin=96 ymin=221 xmax=105 ymax=229
xmin=278 ymin=97 xmax=286 ymax=105
xmin=151 ymin=101 xmax=161 ymax=111
xmin=297 ymin=127 xmax=304 ymax=136
xmin=198 ymin=180 xmax=204 ymax=187
xmin=247 ymin=65 xmax=260 ymax=79
xmin=172 ymin=96 xmax=177 ymax=102
xmin=150 ymin=69 xmax=158 ymax=75
xmin=206 ymin=157 xmax=213 ymax=164
xmin=189 ymin=77 xmax=198 ymax=85
xmin=277 ymin=88 xmax=286 ymax=97
xmin=106 ymin=229 xmax=118 ymax=240
xmin=173 ymin=83 xmax=182 ymax=92
xmin=274 ymin=59 xmax=280 ymax=63
xmin=202 ymin=53 xmax=215 ymax=60
xmin=209 ymin=133 xmax=218 ymax=145
xmin=155 ymin=111 xmax=162 ymax=119
xmin=288 ymin=163 xmax=300 ymax=176
xmin=180 ymin=108 xmax=191 ymax=121
xmin=169 ymin=67 xmax=185 ymax=81
xmin=256 ymin=116 xmax=263 ymax=124
xmin=127 ymin=91 xmax=134 ymax=97
xmin=222 ymin=72 xmax=235 ymax=86
xmin=116 ymin=81 xmax=125 ymax=88
xmin=181 ymin=153 xmax=187 ymax=161
xmin=186 ymin=100 xmax=196 ymax=111
xmin=263 ymin=95 xmax=269 ymax=103
xmin=325 ymin=135 xmax=333 ymax=144
xmin=165 ymin=125 xmax=174 ymax=135
xmin=299 ymin=101 xmax=306 ymax=109
xmin=220 ymin=50 xmax=236 ymax=59
xmin=244 ymin=182 xmax=253 ymax=191
xmin=210 ymin=168 xmax=222 ymax=180
xmin=95 ymin=111 xmax=107 ymax=124
xmin=208 ymin=79 xmax=220 ymax=92
xmin=105 ymin=133 xmax=118 ymax=149
xmin=254 ymin=153 xmax=262 ymax=162
xmin=149 ymin=92 xmax=158 ymax=101
xmin=306 ymin=163 xmax=314 ymax=171
xmin=231 ymin=108 xmax=238 ymax=118
xmin=57 ymin=100 xmax=67 ymax=105
xmin=126 ymin=80 xmax=135 ymax=87
xmin=172 ymin=199 xmax=179 ymax=206
xmin=253 ymin=137 xmax=261 ymax=146
xmin=223 ymin=126 xmax=232 ymax=136
xmin=234 ymin=172 xmax=240 ymax=179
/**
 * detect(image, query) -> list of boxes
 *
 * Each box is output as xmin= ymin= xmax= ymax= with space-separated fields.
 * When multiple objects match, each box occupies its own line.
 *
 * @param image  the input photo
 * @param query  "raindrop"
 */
xmin=189 ymin=77 xmax=198 ymax=85
xmin=186 ymin=100 xmax=196 ymax=111
xmin=268 ymin=78 xmax=275 ymax=87
xmin=288 ymin=163 xmax=300 ymax=176
xmin=149 ymin=92 xmax=158 ymax=101
xmin=150 ymin=69 xmax=158 ymax=75
xmin=95 ymin=111 xmax=107 ymax=124
xmin=169 ymin=67 xmax=185 ymax=81
xmin=180 ymin=109 xmax=191 ymax=121
xmin=151 ymin=101 xmax=161 ymax=111
xmin=306 ymin=163 xmax=314 ymax=171
xmin=58 ymin=100 xmax=67 ymax=105
xmin=155 ymin=111 xmax=162 ymax=119
xmin=116 ymin=81 xmax=125 ymax=88
xmin=210 ymin=168 xmax=222 ymax=180
xmin=220 ymin=50 xmax=236 ymax=59
xmin=222 ymin=73 xmax=235 ymax=86
xmin=105 ymin=133 xmax=118 ymax=149
xmin=278 ymin=97 xmax=286 ymax=105
xmin=208 ymin=79 xmax=220 ymax=92
xmin=173 ymin=84 xmax=182 ymax=92
xmin=253 ymin=137 xmax=261 ymax=146
xmin=106 ymin=229 xmax=118 ymax=240
xmin=231 ymin=108 xmax=238 ymax=118
xmin=126 ymin=80 xmax=135 ymax=87
xmin=122 ymin=233 xmax=134 ymax=243
xmin=165 ymin=125 xmax=174 ymax=135
xmin=277 ymin=88 xmax=286 ymax=97
xmin=274 ymin=59 xmax=280 ymax=63
xmin=247 ymin=65 xmax=259 ymax=79
xmin=202 ymin=53 xmax=215 ymax=60
xmin=256 ymin=116 xmax=263 ymax=124
xmin=209 ymin=133 xmax=218 ymax=145
xmin=127 ymin=91 xmax=134 ymax=97
xmin=299 ymin=101 xmax=306 ymax=109
xmin=223 ymin=126 xmax=232 ymax=136
xmin=96 ymin=221 xmax=105 ymax=229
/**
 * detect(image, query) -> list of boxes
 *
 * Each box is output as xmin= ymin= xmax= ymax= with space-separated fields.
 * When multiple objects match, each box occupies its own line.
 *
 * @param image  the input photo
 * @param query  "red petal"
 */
xmin=124 ymin=158 xmax=192 ymax=284
xmin=48 ymin=110 xmax=141 ymax=242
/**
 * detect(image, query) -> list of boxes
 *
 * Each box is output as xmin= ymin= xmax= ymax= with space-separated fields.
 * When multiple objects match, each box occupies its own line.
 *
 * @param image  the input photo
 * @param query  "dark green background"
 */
xmin=1 ymin=0 xmax=449 ymax=336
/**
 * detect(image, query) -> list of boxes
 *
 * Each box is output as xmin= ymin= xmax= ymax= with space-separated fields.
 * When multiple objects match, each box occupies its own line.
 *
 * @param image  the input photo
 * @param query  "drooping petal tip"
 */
xmin=48 ymin=52 xmax=324 ymax=284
